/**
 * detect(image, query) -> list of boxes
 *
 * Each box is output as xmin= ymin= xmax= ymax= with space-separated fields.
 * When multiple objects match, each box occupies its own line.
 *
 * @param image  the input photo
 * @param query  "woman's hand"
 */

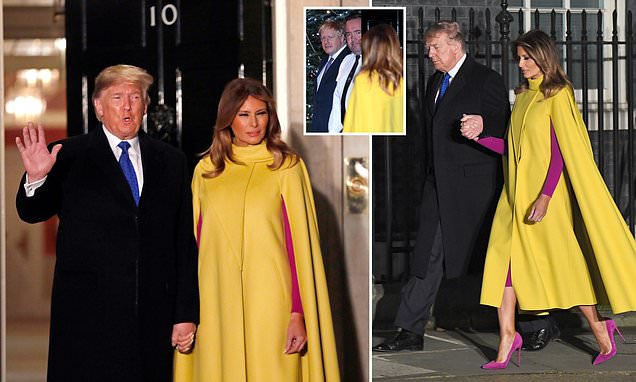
xmin=284 ymin=312 xmax=307 ymax=354
xmin=527 ymin=194 xmax=551 ymax=222
xmin=460 ymin=114 xmax=484 ymax=141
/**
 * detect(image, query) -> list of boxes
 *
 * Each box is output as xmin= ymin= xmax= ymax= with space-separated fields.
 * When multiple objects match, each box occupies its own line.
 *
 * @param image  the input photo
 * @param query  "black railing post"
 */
xmin=550 ymin=9 xmax=557 ymax=40
xmin=565 ymin=11 xmax=573 ymax=78
xmin=597 ymin=10 xmax=605 ymax=174
xmin=627 ymin=10 xmax=634 ymax=233
xmin=383 ymin=137 xmax=393 ymax=280
xmin=418 ymin=7 xmax=426 ymax=104
xmin=469 ymin=8 xmax=476 ymax=57
xmin=582 ymin=10 xmax=589 ymax=127
xmin=518 ymin=9 xmax=524 ymax=85
xmin=486 ymin=9 xmax=493 ymax=68
xmin=496 ymin=0 xmax=514 ymax=89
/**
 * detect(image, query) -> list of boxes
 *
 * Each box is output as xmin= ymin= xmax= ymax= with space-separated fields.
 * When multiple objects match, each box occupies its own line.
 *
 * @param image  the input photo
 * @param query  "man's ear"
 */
xmin=93 ymin=99 xmax=104 ymax=119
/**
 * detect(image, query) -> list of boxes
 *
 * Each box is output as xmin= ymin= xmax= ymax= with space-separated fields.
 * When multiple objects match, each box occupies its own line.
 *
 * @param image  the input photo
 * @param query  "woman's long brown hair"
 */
xmin=360 ymin=23 xmax=403 ymax=95
xmin=203 ymin=78 xmax=297 ymax=178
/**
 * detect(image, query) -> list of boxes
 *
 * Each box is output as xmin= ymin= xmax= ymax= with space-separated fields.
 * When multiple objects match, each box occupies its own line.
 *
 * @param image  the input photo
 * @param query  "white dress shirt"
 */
xmin=328 ymin=53 xmax=362 ymax=133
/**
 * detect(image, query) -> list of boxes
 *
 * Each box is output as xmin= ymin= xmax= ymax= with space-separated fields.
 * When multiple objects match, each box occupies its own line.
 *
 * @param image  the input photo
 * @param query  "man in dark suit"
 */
xmin=328 ymin=12 xmax=362 ymax=133
xmin=373 ymin=21 xmax=510 ymax=352
xmin=308 ymin=18 xmax=350 ymax=133
xmin=15 ymin=65 xmax=199 ymax=381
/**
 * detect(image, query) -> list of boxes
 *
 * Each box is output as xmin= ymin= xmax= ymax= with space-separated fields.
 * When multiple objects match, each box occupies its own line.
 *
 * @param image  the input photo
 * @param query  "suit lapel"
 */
xmin=315 ymin=57 xmax=328 ymax=94
xmin=87 ymin=127 xmax=138 ymax=207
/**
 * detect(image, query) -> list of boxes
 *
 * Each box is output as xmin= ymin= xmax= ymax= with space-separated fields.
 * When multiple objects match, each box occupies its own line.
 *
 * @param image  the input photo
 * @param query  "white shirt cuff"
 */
xmin=24 ymin=175 xmax=47 ymax=197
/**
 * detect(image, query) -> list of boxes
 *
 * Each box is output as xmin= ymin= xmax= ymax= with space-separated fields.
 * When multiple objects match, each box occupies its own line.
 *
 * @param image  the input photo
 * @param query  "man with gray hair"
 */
xmin=309 ymin=18 xmax=351 ymax=133
xmin=16 ymin=64 xmax=199 ymax=381
xmin=373 ymin=21 xmax=510 ymax=352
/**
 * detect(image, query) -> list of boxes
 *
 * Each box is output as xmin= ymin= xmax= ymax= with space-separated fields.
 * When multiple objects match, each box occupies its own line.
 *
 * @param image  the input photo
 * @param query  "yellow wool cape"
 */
xmin=174 ymin=142 xmax=340 ymax=381
xmin=342 ymin=70 xmax=404 ymax=133
xmin=481 ymin=76 xmax=636 ymax=314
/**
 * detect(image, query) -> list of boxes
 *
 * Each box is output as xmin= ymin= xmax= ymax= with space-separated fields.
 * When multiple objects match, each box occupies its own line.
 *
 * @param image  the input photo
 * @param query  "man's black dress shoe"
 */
xmin=372 ymin=330 xmax=423 ymax=352
xmin=521 ymin=325 xmax=560 ymax=351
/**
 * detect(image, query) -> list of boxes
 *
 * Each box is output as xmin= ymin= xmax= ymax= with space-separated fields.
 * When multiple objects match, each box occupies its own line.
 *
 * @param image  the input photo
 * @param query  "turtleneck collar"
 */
xmin=528 ymin=75 xmax=544 ymax=91
xmin=231 ymin=141 xmax=273 ymax=163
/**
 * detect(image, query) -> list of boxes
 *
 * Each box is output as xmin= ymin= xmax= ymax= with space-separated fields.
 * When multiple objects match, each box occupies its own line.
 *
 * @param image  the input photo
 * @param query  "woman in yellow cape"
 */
xmin=343 ymin=23 xmax=404 ymax=134
xmin=174 ymin=78 xmax=340 ymax=381
xmin=461 ymin=30 xmax=636 ymax=369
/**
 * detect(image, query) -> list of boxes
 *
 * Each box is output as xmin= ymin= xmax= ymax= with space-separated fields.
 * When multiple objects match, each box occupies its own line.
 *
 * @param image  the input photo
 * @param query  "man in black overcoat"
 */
xmin=373 ymin=21 xmax=510 ymax=351
xmin=15 ymin=65 xmax=199 ymax=381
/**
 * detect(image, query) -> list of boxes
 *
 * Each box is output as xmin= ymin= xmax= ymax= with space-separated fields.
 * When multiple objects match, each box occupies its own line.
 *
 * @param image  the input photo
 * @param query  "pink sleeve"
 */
xmin=281 ymin=197 xmax=303 ymax=314
xmin=541 ymin=122 xmax=564 ymax=197
xmin=476 ymin=136 xmax=506 ymax=155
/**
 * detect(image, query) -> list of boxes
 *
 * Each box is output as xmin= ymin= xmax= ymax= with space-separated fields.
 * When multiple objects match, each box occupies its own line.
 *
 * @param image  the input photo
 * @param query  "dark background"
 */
xmin=65 ymin=0 xmax=271 ymax=171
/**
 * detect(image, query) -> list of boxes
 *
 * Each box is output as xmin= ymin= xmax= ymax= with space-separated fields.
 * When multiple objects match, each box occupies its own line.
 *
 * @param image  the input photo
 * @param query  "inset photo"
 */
xmin=305 ymin=7 xmax=406 ymax=135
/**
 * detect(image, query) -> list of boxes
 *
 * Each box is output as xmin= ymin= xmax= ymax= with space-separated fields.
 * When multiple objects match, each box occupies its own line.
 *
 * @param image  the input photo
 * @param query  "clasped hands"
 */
xmin=172 ymin=322 xmax=197 ymax=354
xmin=459 ymin=114 xmax=483 ymax=141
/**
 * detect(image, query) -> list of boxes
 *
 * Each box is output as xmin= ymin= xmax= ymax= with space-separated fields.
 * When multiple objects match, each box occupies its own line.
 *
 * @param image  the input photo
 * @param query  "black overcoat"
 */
xmin=414 ymin=55 xmax=510 ymax=279
xmin=16 ymin=127 xmax=199 ymax=382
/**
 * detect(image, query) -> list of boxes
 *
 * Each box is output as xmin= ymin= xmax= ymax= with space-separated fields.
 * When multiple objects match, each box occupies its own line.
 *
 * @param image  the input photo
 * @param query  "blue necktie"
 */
xmin=118 ymin=141 xmax=140 ymax=205
xmin=436 ymin=72 xmax=451 ymax=105
xmin=323 ymin=57 xmax=335 ymax=75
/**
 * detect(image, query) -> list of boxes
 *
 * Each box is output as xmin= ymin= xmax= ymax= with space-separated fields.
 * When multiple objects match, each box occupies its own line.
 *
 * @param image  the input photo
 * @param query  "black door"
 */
xmin=66 ymin=0 xmax=269 ymax=168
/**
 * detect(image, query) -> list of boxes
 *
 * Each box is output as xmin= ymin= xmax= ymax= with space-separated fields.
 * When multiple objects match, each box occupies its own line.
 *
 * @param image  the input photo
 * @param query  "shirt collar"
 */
xmin=102 ymin=124 xmax=140 ymax=155
xmin=330 ymin=44 xmax=347 ymax=60
xmin=446 ymin=53 xmax=467 ymax=79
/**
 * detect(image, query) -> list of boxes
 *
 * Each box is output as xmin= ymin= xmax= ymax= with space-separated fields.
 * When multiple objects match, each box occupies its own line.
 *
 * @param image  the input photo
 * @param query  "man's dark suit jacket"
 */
xmin=16 ymin=127 xmax=199 ymax=382
xmin=413 ymin=54 xmax=510 ymax=280
xmin=309 ymin=46 xmax=351 ymax=133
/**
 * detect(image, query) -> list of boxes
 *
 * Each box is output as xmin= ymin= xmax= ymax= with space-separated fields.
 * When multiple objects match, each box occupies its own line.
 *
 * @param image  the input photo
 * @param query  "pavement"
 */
xmin=372 ymin=325 xmax=636 ymax=381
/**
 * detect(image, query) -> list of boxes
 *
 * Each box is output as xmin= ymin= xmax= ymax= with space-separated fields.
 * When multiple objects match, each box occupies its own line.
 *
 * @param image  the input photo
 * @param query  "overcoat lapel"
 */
xmin=438 ymin=70 xmax=466 ymax=110
xmin=138 ymin=131 xmax=164 ymax=207
xmin=435 ymin=58 xmax=472 ymax=114
xmin=426 ymin=72 xmax=442 ymax=115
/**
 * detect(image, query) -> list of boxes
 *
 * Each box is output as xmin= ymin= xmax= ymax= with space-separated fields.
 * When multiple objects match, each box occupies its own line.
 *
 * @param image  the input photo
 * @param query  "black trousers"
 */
xmin=394 ymin=224 xmax=444 ymax=335
xmin=394 ymin=174 xmax=444 ymax=335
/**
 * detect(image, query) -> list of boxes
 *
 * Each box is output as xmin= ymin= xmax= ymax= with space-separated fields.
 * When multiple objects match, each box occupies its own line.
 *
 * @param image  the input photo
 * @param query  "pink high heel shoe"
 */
xmin=592 ymin=319 xmax=625 ymax=365
xmin=481 ymin=332 xmax=523 ymax=370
